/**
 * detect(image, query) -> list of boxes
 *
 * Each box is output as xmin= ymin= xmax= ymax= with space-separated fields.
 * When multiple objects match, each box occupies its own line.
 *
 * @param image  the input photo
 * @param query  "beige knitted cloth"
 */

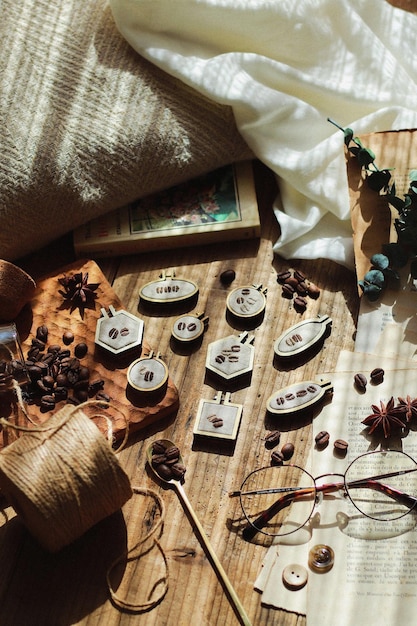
xmin=0 ymin=0 xmax=252 ymax=260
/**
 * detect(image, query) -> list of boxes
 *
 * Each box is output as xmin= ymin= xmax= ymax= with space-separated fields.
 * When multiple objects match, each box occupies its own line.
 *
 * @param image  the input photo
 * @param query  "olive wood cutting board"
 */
xmin=3 ymin=259 xmax=179 ymax=444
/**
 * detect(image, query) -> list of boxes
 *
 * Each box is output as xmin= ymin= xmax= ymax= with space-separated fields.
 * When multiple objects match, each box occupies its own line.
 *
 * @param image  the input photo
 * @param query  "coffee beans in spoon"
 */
xmin=151 ymin=439 xmax=187 ymax=481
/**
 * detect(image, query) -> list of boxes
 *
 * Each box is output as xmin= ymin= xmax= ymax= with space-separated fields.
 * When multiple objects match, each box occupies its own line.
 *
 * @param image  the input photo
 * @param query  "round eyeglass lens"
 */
xmin=344 ymin=450 xmax=417 ymax=521
xmin=239 ymin=464 xmax=316 ymax=536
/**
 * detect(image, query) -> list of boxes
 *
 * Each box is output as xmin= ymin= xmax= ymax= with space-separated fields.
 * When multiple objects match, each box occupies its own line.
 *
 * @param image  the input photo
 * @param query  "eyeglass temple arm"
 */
xmin=347 ymin=478 xmax=417 ymax=509
xmin=242 ymin=479 xmax=417 ymax=541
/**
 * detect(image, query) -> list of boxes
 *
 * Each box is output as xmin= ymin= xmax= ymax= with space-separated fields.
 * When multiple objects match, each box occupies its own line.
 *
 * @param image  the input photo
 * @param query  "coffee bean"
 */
xmin=54 ymin=386 xmax=68 ymax=401
xmin=294 ymin=270 xmax=306 ymax=283
xmin=220 ymin=269 xmax=236 ymax=285
xmin=282 ymin=283 xmax=295 ymax=298
xmin=264 ymin=430 xmax=281 ymax=448
xmin=370 ymin=367 xmax=384 ymax=384
xmin=306 ymin=282 xmax=320 ymax=299
xmin=31 ymin=338 xmax=46 ymax=350
xmin=74 ymin=389 xmax=89 ymax=402
xmin=354 ymin=372 xmax=367 ymax=392
xmin=285 ymin=276 xmax=300 ymax=289
xmin=152 ymin=440 xmax=167 ymax=455
xmin=271 ymin=450 xmax=284 ymax=466
xmin=155 ymin=463 xmax=173 ymax=481
xmin=88 ymin=379 xmax=104 ymax=394
xmin=334 ymin=439 xmax=348 ymax=455
xmin=294 ymin=296 xmax=307 ymax=313
xmin=40 ymin=394 xmax=56 ymax=411
xmin=74 ymin=342 xmax=88 ymax=359
xmin=57 ymin=349 xmax=71 ymax=360
xmin=95 ymin=391 xmax=110 ymax=403
xmin=62 ymin=331 xmax=75 ymax=345
xmin=281 ymin=442 xmax=295 ymax=460
xmin=27 ymin=364 xmax=43 ymax=381
xmin=165 ymin=446 xmax=180 ymax=462
xmin=171 ymin=463 xmax=186 ymax=479
xmin=48 ymin=344 xmax=61 ymax=354
xmin=36 ymin=325 xmax=49 ymax=343
xmin=277 ymin=270 xmax=292 ymax=284
xmin=315 ymin=430 xmax=330 ymax=449
xmin=295 ymin=281 xmax=308 ymax=296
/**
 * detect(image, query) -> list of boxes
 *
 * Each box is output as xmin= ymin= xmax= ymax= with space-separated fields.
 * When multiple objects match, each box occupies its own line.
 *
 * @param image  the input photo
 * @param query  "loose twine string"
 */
xmin=106 ymin=487 xmax=169 ymax=612
xmin=0 ymin=384 xmax=169 ymax=613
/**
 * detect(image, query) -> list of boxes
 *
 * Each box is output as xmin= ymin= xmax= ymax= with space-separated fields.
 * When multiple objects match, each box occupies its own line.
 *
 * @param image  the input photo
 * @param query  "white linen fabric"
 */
xmin=109 ymin=0 xmax=417 ymax=268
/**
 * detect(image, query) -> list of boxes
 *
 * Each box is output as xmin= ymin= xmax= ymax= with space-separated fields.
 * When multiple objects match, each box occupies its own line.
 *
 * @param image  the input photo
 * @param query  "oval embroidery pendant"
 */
xmin=274 ymin=315 xmax=332 ymax=359
xmin=139 ymin=270 xmax=199 ymax=306
xmin=266 ymin=379 xmax=333 ymax=416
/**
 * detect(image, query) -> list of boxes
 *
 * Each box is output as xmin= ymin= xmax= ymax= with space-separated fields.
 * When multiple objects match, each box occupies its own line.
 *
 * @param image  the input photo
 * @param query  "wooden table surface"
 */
xmin=1 ymin=162 xmax=359 ymax=625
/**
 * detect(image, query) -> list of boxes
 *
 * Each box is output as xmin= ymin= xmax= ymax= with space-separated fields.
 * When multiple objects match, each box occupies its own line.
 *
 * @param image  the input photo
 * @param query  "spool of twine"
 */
xmin=0 ymin=404 xmax=133 ymax=552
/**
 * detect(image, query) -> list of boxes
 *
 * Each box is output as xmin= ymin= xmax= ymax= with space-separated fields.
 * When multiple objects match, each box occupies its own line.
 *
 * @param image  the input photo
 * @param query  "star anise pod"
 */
xmin=362 ymin=396 xmax=406 ymax=439
xmin=393 ymin=395 xmax=417 ymax=423
xmin=58 ymin=272 xmax=100 ymax=316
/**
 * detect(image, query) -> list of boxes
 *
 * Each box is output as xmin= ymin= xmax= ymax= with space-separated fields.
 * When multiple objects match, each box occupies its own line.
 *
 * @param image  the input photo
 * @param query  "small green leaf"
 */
xmin=370 ymin=253 xmax=389 ymax=271
xmin=357 ymin=147 xmax=375 ymax=168
xmin=343 ymin=128 xmax=354 ymax=145
xmin=349 ymin=145 xmax=360 ymax=157
xmin=359 ymin=281 xmax=383 ymax=301
xmin=367 ymin=170 xmax=391 ymax=192
xmin=409 ymin=170 xmax=417 ymax=182
xmin=364 ymin=268 xmax=386 ymax=288
xmin=386 ymin=194 xmax=405 ymax=212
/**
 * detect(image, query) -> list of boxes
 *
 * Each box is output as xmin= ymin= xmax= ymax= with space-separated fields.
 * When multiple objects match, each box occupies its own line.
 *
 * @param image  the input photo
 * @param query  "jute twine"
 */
xmin=0 ymin=393 xmax=170 ymax=612
xmin=0 ymin=403 xmax=133 ymax=552
xmin=107 ymin=487 xmax=169 ymax=612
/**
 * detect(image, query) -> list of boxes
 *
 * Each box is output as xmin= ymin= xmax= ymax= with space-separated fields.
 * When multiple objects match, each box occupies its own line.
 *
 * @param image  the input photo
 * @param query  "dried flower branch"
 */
xmin=328 ymin=117 xmax=417 ymax=301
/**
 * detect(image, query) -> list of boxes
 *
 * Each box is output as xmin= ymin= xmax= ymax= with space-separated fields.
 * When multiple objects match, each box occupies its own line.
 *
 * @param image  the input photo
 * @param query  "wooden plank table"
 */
xmin=1 ymin=162 xmax=359 ymax=625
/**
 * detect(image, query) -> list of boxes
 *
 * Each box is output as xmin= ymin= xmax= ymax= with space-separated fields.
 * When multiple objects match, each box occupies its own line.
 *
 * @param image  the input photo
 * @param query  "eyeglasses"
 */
xmin=229 ymin=449 xmax=417 ymax=541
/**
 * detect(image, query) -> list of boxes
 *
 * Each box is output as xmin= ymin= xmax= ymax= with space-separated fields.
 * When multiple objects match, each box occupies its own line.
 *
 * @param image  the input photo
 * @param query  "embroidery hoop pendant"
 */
xmin=172 ymin=312 xmax=209 ymax=344
xmin=226 ymin=284 xmax=267 ymax=328
xmin=139 ymin=270 xmax=199 ymax=309
xmin=127 ymin=350 xmax=169 ymax=396
xmin=193 ymin=391 xmax=243 ymax=443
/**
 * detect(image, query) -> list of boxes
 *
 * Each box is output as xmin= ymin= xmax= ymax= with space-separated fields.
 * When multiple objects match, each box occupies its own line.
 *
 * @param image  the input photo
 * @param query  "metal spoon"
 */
xmin=147 ymin=439 xmax=252 ymax=626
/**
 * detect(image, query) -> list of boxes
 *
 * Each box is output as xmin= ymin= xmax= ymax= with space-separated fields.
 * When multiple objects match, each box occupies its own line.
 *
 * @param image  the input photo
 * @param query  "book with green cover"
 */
xmin=73 ymin=161 xmax=260 ymax=258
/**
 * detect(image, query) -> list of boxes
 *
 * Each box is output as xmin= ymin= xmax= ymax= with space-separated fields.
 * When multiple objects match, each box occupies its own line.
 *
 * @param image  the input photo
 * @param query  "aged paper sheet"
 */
xmin=256 ymin=358 xmax=417 ymax=624
xmin=307 ymin=368 xmax=417 ymax=626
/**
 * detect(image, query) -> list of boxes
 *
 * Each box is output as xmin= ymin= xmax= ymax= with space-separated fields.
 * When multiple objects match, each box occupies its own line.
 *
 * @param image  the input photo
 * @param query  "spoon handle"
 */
xmin=174 ymin=482 xmax=252 ymax=626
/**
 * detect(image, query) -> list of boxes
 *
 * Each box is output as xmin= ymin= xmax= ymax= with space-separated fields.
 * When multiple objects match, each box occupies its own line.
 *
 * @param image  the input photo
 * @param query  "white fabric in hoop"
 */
xmin=109 ymin=0 xmax=417 ymax=268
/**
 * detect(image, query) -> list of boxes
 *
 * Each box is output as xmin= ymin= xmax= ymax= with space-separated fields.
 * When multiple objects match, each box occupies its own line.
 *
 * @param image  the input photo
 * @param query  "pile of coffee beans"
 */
xmin=277 ymin=269 xmax=320 ymax=313
xmin=15 ymin=325 xmax=109 ymax=411
xmin=150 ymin=440 xmax=186 ymax=481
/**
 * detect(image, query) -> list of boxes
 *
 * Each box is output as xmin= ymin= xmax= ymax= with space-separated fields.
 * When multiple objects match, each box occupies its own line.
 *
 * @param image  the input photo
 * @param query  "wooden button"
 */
xmin=282 ymin=564 xmax=308 ymax=590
